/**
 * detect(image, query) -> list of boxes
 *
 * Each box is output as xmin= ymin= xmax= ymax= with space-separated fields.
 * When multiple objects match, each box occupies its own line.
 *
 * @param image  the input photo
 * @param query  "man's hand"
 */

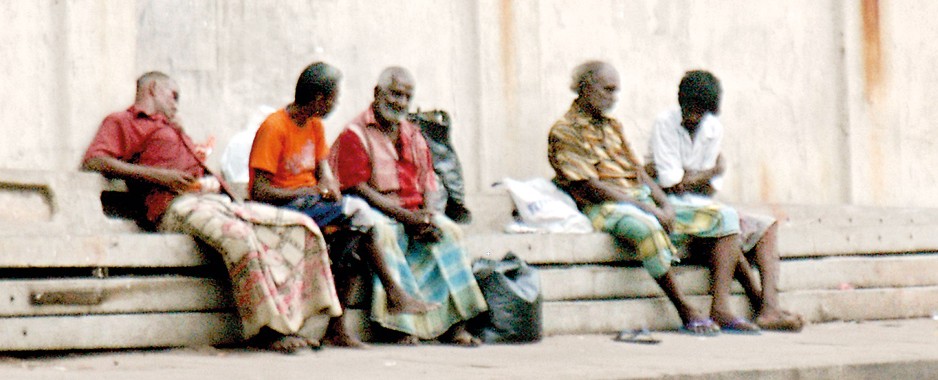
xmin=149 ymin=168 xmax=197 ymax=193
xmin=315 ymin=160 xmax=343 ymax=202
xmin=316 ymin=182 xmax=342 ymax=202
xmin=713 ymin=154 xmax=726 ymax=176
xmin=406 ymin=209 xmax=442 ymax=243
xmin=651 ymin=205 xmax=676 ymax=233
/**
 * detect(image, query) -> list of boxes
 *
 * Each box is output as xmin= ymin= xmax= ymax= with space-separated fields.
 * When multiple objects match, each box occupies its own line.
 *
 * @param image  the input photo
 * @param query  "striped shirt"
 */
xmin=548 ymin=103 xmax=643 ymax=191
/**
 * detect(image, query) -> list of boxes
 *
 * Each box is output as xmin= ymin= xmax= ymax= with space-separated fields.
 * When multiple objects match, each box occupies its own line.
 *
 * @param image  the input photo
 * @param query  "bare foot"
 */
xmin=440 ymin=324 xmax=481 ymax=347
xmin=322 ymin=333 xmax=367 ymax=349
xmin=756 ymin=309 xmax=805 ymax=332
xmin=324 ymin=317 xmax=367 ymax=349
xmin=255 ymin=334 xmax=310 ymax=354
xmin=387 ymin=293 xmax=441 ymax=315
xmin=393 ymin=335 xmax=421 ymax=346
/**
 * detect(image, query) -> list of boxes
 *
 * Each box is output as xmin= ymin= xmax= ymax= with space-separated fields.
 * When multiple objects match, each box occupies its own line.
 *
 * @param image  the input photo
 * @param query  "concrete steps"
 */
xmin=543 ymin=287 xmax=938 ymax=335
xmin=464 ymin=191 xmax=938 ymax=335
xmin=3 ymin=169 xmax=938 ymax=350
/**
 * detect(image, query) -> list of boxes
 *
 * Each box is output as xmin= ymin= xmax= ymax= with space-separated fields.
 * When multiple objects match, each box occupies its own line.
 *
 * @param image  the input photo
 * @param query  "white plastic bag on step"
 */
xmin=501 ymin=177 xmax=593 ymax=234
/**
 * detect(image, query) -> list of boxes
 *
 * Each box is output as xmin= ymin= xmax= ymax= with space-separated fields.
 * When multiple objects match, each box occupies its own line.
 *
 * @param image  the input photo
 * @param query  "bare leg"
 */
xmin=323 ymin=316 xmax=366 ymax=348
xmin=708 ymin=234 xmax=759 ymax=331
xmin=361 ymin=232 xmax=440 ymax=314
xmin=323 ymin=269 xmax=366 ymax=348
xmin=734 ymin=255 xmax=763 ymax=311
xmin=749 ymin=224 xmax=804 ymax=331
xmin=655 ymin=271 xmax=718 ymax=334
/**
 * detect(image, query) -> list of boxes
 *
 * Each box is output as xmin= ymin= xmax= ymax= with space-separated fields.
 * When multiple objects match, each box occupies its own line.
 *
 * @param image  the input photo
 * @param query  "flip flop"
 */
xmin=614 ymin=329 xmax=661 ymax=344
xmin=718 ymin=317 xmax=762 ymax=335
xmin=679 ymin=318 xmax=720 ymax=337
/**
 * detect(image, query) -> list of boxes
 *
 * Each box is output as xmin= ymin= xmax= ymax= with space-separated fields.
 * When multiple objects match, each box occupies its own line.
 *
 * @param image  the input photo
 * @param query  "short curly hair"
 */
xmin=295 ymin=62 xmax=341 ymax=106
xmin=678 ymin=70 xmax=721 ymax=114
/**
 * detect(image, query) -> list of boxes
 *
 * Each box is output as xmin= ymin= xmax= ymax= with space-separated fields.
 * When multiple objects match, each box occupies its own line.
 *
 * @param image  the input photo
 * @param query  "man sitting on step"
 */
xmin=329 ymin=67 xmax=488 ymax=346
xmin=645 ymin=70 xmax=804 ymax=331
xmin=548 ymin=61 xmax=760 ymax=335
xmin=82 ymin=71 xmax=341 ymax=353
xmin=248 ymin=62 xmax=439 ymax=348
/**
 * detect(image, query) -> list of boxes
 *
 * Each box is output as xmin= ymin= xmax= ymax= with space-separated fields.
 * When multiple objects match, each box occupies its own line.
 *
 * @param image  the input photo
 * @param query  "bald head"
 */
xmin=134 ymin=71 xmax=179 ymax=119
xmin=570 ymin=61 xmax=616 ymax=95
xmin=571 ymin=61 xmax=619 ymax=116
xmin=376 ymin=66 xmax=414 ymax=92
xmin=135 ymin=71 xmax=171 ymax=101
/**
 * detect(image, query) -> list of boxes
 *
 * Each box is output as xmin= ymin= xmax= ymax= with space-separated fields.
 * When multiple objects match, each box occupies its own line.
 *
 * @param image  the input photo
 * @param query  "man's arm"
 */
xmin=250 ymin=161 xmax=343 ymax=205
xmin=347 ymin=182 xmax=440 ymax=242
xmin=250 ymin=170 xmax=316 ymax=205
xmin=315 ymin=160 xmax=342 ymax=201
xmin=568 ymin=176 xmax=675 ymax=232
xmin=671 ymin=154 xmax=724 ymax=195
xmin=549 ymin=122 xmax=674 ymax=230
xmin=649 ymin=114 xmax=723 ymax=196
xmin=82 ymin=155 xmax=196 ymax=194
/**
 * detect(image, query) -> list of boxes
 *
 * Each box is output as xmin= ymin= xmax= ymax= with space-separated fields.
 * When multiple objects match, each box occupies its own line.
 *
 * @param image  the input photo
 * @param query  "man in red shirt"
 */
xmin=249 ymin=62 xmax=439 ymax=347
xmin=82 ymin=72 xmax=341 ymax=354
xmin=330 ymin=67 xmax=488 ymax=346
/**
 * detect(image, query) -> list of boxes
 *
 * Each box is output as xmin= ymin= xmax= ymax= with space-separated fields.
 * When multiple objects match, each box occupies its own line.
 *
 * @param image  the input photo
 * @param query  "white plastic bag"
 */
xmin=501 ymin=177 xmax=593 ymax=234
xmin=220 ymin=105 xmax=276 ymax=184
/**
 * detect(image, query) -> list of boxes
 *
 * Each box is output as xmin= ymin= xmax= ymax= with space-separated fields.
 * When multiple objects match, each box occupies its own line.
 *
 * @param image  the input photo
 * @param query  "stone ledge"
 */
xmin=542 ymin=286 xmax=938 ymax=335
xmin=537 ymin=253 xmax=938 ymax=301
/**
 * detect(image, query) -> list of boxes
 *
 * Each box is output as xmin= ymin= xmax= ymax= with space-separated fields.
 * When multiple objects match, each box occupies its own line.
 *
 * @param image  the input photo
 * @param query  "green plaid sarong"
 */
xmin=585 ymin=187 xmax=740 ymax=278
xmin=367 ymin=211 xmax=487 ymax=339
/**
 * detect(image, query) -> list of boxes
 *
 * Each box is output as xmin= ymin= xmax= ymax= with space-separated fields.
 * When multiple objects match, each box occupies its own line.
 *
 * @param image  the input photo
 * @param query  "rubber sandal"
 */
xmin=718 ymin=317 xmax=762 ymax=335
xmin=679 ymin=318 xmax=720 ymax=337
xmin=614 ymin=328 xmax=661 ymax=344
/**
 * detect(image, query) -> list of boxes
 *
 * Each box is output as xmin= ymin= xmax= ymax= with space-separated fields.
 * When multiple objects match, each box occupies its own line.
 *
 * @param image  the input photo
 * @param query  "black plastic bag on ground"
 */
xmin=469 ymin=252 xmax=542 ymax=343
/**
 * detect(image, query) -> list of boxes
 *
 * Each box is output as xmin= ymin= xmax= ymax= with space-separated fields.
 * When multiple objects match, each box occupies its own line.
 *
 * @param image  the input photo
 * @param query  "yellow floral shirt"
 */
xmin=548 ymin=103 xmax=643 ymax=191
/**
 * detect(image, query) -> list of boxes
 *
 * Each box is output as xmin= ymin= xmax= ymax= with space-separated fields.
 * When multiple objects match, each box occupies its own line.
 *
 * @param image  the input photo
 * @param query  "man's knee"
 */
xmin=642 ymin=252 xmax=673 ymax=278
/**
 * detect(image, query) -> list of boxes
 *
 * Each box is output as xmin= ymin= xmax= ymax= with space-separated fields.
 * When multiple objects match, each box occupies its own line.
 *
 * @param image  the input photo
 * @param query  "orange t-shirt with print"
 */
xmin=248 ymin=109 xmax=329 ymax=193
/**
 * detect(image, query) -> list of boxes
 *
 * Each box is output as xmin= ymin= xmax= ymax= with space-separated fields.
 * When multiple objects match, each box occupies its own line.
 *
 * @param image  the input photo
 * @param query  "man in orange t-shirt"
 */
xmin=249 ymin=62 xmax=438 ymax=348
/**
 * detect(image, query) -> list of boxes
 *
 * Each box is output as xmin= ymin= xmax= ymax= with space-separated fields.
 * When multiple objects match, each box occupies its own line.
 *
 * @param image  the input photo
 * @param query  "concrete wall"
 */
xmin=2 ymin=0 xmax=937 ymax=207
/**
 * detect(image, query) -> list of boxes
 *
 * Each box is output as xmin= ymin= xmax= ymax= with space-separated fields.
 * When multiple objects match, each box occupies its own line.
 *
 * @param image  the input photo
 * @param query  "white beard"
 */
xmin=377 ymin=102 xmax=407 ymax=123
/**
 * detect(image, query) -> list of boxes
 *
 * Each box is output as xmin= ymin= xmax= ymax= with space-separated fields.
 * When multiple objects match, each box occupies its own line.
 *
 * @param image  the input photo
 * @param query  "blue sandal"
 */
xmin=679 ymin=318 xmax=721 ymax=337
xmin=718 ymin=317 xmax=762 ymax=335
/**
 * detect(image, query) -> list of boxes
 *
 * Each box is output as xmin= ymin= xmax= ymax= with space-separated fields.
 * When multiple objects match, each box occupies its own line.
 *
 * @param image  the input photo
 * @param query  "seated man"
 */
xmin=248 ymin=62 xmax=439 ymax=347
xmin=646 ymin=70 xmax=804 ymax=331
xmin=329 ymin=67 xmax=488 ymax=346
xmin=548 ymin=61 xmax=759 ymax=335
xmin=82 ymin=71 xmax=341 ymax=354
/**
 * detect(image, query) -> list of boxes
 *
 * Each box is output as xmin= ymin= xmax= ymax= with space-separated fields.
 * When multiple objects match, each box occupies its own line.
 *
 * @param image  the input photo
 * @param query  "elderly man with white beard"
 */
xmin=328 ymin=67 xmax=488 ymax=346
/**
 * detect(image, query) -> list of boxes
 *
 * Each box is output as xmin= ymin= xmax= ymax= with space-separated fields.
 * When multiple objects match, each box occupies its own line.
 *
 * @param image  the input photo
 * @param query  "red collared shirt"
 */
xmin=83 ymin=106 xmax=205 ymax=222
xmin=331 ymin=107 xmax=435 ymax=211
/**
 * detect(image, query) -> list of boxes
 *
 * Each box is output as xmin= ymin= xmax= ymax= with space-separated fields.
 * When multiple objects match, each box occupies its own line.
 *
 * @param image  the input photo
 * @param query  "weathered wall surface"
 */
xmin=2 ymin=0 xmax=937 ymax=207
xmin=1 ymin=1 xmax=136 ymax=171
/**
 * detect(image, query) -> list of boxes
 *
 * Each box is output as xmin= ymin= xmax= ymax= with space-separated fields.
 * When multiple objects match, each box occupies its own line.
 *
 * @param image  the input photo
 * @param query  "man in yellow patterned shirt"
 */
xmin=548 ymin=61 xmax=760 ymax=335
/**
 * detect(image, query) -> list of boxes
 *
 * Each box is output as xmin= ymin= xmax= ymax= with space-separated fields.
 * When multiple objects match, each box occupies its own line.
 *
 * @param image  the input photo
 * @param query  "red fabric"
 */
xmin=331 ymin=130 xmax=372 ymax=190
xmin=83 ymin=106 xmax=205 ymax=222
xmin=248 ymin=109 xmax=329 ymax=193
xmin=331 ymin=110 xmax=435 ymax=210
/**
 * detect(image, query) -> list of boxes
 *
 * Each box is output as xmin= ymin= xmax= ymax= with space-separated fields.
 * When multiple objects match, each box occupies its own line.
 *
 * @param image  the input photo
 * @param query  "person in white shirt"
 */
xmin=647 ymin=70 xmax=804 ymax=332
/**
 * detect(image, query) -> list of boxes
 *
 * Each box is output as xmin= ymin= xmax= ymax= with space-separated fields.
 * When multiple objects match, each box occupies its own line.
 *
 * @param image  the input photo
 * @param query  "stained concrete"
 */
xmin=5 ymin=1 xmax=938 ymax=207
xmin=1 ymin=319 xmax=936 ymax=379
